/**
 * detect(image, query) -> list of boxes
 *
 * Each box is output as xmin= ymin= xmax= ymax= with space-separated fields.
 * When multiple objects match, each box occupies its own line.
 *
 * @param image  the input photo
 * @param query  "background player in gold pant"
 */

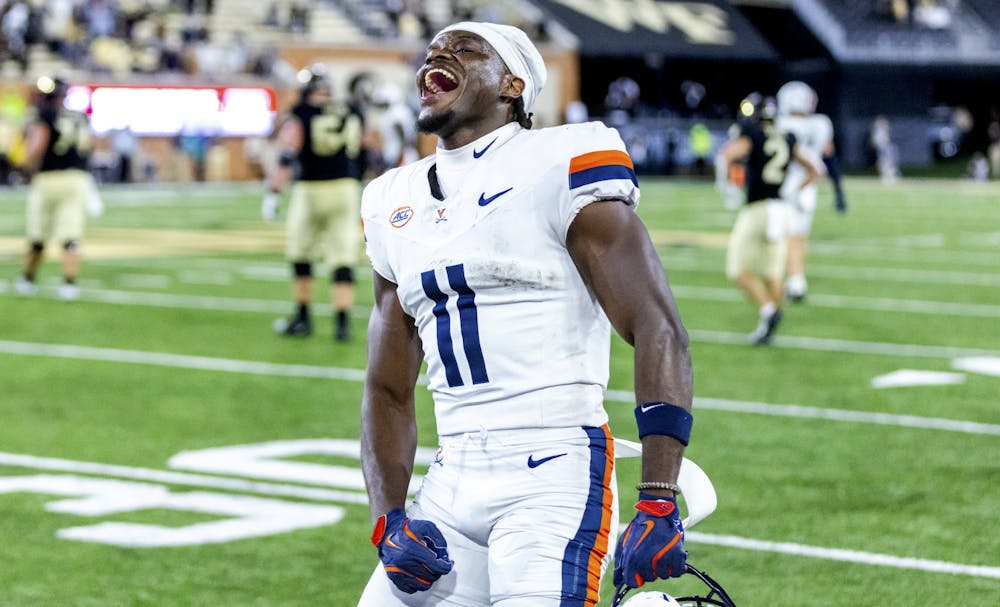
xmin=716 ymin=94 xmax=819 ymax=345
xmin=263 ymin=67 xmax=365 ymax=341
xmin=15 ymin=76 xmax=101 ymax=301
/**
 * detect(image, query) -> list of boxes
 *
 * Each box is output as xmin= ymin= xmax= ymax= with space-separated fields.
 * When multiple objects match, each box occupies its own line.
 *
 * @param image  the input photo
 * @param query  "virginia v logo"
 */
xmin=550 ymin=0 xmax=735 ymax=44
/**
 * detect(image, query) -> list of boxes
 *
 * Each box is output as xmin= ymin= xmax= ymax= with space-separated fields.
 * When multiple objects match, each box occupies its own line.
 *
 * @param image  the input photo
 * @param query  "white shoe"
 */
xmin=14 ymin=276 xmax=38 ymax=296
xmin=785 ymin=275 xmax=807 ymax=303
xmin=57 ymin=283 xmax=80 ymax=300
xmin=747 ymin=309 xmax=782 ymax=346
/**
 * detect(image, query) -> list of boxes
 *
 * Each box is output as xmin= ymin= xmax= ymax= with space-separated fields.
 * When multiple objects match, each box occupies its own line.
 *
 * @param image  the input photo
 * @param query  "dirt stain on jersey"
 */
xmin=467 ymin=259 xmax=560 ymax=290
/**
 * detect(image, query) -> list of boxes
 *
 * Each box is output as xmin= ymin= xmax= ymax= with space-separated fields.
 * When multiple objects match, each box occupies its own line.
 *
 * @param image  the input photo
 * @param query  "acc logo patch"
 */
xmin=389 ymin=206 xmax=414 ymax=228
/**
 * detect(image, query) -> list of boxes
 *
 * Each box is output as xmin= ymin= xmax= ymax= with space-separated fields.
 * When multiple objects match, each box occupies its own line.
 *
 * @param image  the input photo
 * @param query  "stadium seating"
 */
xmin=805 ymin=0 xmax=998 ymax=59
xmin=209 ymin=0 xmax=365 ymax=45
xmin=964 ymin=0 xmax=1000 ymax=48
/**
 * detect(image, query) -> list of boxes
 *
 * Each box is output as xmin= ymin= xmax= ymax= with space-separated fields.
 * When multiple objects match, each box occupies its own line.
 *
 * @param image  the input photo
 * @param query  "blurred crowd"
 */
xmin=872 ymin=0 xmax=960 ymax=29
xmin=0 ymin=0 xmax=290 ymax=79
xmin=0 ymin=0 xmax=551 ymax=79
xmin=383 ymin=0 xmax=548 ymax=42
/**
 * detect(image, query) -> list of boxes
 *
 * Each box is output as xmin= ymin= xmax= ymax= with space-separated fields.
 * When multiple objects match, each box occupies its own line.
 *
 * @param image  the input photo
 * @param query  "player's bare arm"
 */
xmin=822 ymin=139 xmax=835 ymax=157
xmin=22 ymin=122 xmax=51 ymax=175
xmin=793 ymin=144 xmax=821 ymax=190
xmin=718 ymin=135 xmax=751 ymax=167
xmin=268 ymin=116 xmax=303 ymax=193
xmin=360 ymin=272 xmax=424 ymax=523
xmin=567 ymin=199 xmax=693 ymax=496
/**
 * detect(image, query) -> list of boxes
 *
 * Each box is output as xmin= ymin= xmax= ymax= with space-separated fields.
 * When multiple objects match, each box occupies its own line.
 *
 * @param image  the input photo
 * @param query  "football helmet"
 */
xmin=372 ymin=82 xmax=403 ymax=108
xmin=36 ymin=76 xmax=68 ymax=100
xmin=620 ymin=592 xmax=681 ymax=606
xmin=297 ymin=64 xmax=333 ymax=102
xmin=612 ymin=563 xmax=737 ymax=607
xmin=737 ymin=92 xmax=777 ymax=125
xmin=776 ymin=81 xmax=817 ymax=116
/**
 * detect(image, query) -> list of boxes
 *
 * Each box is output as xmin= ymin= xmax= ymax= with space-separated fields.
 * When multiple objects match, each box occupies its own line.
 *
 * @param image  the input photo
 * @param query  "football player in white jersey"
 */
xmin=358 ymin=21 xmax=694 ymax=607
xmin=775 ymin=81 xmax=842 ymax=302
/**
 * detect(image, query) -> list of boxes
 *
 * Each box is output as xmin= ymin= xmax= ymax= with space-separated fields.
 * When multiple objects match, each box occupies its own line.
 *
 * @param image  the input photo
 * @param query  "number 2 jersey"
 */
xmin=362 ymin=121 xmax=639 ymax=437
xmin=739 ymin=121 xmax=797 ymax=204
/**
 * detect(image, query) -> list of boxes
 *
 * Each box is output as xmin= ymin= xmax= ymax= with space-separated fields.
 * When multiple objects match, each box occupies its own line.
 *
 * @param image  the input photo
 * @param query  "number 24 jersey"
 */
xmin=362 ymin=122 xmax=640 ymax=437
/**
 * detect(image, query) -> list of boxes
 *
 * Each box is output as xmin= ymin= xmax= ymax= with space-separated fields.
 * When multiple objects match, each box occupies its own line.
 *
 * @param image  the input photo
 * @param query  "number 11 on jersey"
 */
xmin=421 ymin=264 xmax=489 ymax=388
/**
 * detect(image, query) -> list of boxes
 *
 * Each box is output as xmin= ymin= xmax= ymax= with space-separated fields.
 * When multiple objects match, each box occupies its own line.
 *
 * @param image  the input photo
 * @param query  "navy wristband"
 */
xmin=635 ymin=402 xmax=693 ymax=445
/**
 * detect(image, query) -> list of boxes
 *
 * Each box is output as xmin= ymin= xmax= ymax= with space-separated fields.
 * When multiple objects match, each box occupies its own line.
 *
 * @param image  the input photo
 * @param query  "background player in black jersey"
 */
xmin=15 ymin=76 xmax=100 ymax=301
xmin=263 ymin=67 xmax=366 ymax=341
xmin=716 ymin=93 xmax=819 ymax=345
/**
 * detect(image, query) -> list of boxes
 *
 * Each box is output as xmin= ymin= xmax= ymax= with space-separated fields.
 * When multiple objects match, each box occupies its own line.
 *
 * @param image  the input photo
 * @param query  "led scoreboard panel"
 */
xmin=65 ymin=84 xmax=278 ymax=136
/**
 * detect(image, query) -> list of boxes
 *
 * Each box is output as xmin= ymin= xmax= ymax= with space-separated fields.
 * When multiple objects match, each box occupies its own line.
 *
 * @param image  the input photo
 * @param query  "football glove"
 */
xmin=261 ymin=191 xmax=280 ymax=221
xmin=371 ymin=508 xmax=453 ymax=594
xmin=613 ymin=493 xmax=687 ymax=589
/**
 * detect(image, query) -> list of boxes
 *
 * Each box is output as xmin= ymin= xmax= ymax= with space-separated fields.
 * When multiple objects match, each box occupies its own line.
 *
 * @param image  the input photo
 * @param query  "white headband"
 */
xmin=437 ymin=21 xmax=547 ymax=113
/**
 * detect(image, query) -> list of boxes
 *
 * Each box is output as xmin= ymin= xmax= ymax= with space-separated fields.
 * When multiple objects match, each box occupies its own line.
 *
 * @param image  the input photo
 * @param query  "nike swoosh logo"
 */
xmin=478 ymin=187 xmax=513 ymax=207
xmin=472 ymin=137 xmax=497 ymax=158
xmin=640 ymin=402 xmax=670 ymax=414
xmin=527 ymin=453 xmax=567 ymax=468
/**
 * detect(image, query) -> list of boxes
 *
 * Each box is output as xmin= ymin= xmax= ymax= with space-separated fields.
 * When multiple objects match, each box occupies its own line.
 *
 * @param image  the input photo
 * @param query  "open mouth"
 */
xmin=422 ymin=68 xmax=460 ymax=98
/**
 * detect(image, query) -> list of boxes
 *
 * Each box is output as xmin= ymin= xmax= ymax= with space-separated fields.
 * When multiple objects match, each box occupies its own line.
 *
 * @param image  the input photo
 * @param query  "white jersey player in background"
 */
xmin=776 ymin=80 xmax=842 ymax=302
xmin=370 ymin=82 xmax=419 ymax=173
xmin=359 ymin=21 xmax=694 ymax=607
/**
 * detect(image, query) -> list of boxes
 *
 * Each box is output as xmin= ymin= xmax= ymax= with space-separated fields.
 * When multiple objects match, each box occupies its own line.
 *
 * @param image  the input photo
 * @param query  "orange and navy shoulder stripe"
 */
xmin=569 ymin=149 xmax=637 ymax=189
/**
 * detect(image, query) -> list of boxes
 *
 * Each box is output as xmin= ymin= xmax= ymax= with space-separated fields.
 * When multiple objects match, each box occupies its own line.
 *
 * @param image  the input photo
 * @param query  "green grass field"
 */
xmin=0 ymin=176 xmax=998 ymax=606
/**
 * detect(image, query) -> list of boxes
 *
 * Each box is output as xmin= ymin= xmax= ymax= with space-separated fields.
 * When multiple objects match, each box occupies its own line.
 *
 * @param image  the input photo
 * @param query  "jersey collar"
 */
xmin=433 ymin=123 xmax=522 ymax=198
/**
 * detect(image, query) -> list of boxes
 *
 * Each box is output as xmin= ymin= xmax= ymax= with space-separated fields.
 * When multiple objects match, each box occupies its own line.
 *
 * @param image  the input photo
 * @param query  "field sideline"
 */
xmin=0 ymin=177 xmax=998 ymax=606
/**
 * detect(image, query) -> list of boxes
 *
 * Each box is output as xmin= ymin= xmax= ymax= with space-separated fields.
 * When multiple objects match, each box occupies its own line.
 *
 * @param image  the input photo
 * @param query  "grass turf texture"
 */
xmin=0 ymin=177 xmax=997 ymax=606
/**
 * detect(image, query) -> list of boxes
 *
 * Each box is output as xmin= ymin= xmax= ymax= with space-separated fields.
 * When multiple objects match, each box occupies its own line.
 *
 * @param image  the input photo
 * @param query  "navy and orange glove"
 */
xmin=613 ymin=494 xmax=687 ymax=588
xmin=371 ymin=508 xmax=453 ymax=593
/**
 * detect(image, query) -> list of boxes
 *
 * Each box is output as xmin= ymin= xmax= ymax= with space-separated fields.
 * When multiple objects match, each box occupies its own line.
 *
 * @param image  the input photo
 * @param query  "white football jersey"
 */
xmin=777 ymin=113 xmax=833 ymax=213
xmin=776 ymin=113 xmax=833 ymax=171
xmin=362 ymin=121 xmax=639 ymax=437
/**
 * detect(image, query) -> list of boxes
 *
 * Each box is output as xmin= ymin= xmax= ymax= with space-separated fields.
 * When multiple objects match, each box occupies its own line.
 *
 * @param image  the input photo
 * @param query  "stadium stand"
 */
xmin=1 ymin=0 xmax=998 ymax=180
xmin=210 ymin=0 xmax=364 ymax=45
xmin=797 ymin=0 xmax=998 ymax=63
xmin=964 ymin=0 xmax=1000 ymax=48
xmin=336 ymin=0 xmax=553 ymax=43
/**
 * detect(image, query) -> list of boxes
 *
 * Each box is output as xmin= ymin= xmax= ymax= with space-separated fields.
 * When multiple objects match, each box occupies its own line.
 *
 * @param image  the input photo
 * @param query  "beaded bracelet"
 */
xmin=636 ymin=481 xmax=682 ymax=494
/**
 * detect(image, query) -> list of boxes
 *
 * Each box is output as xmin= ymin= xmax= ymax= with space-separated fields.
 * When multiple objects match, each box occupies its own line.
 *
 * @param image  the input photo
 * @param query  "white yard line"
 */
xmin=118 ymin=274 xmax=172 ymax=289
xmin=0 ymin=451 xmax=369 ymax=504
xmin=9 ymin=284 xmax=293 ymax=314
xmin=178 ymin=270 xmax=234 ymax=285
xmin=5 ymin=278 xmax=999 ymax=320
xmin=684 ymin=531 xmax=1000 ymax=579
xmin=803 ymin=263 xmax=1000 ymax=287
xmin=3 ymin=340 xmax=997 ymax=436
xmin=691 ymin=396 xmax=1000 ymax=436
xmin=672 ymin=285 xmax=1000 ymax=317
xmin=604 ymin=391 xmax=1000 ymax=436
xmin=665 ymin=257 xmax=1000 ymax=288
xmin=689 ymin=330 xmax=1000 ymax=358
xmin=807 ymin=243 xmax=1000 ymax=267
xmin=1 ymin=449 xmax=996 ymax=579
xmin=0 ymin=340 xmax=367 ymax=381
